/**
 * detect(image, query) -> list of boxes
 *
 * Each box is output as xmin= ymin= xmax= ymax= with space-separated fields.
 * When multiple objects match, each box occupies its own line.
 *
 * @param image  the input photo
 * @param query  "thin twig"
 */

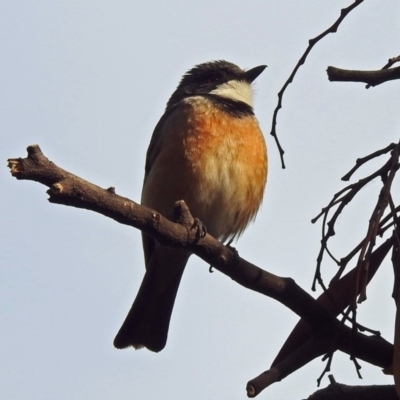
xmin=356 ymin=142 xmax=400 ymax=303
xmin=317 ymin=352 xmax=334 ymax=386
xmin=342 ymin=142 xmax=396 ymax=181
xmin=313 ymin=144 xmax=399 ymax=290
xmin=270 ymin=0 xmax=364 ymax=169
xmin=366 ymin=55 xmax=400 ymax=88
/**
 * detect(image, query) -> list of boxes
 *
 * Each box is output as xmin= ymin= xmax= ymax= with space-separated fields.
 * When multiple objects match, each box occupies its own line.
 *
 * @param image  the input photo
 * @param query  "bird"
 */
xmin=113 ymin=60 xmax=268 ymax=352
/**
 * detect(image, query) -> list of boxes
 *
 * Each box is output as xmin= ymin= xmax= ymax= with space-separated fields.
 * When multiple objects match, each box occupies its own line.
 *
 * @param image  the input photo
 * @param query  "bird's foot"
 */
xmin=191 ymin=218 xmax=207 ymax=241
xmin=226 ymin=242 xmax=240 ymax=266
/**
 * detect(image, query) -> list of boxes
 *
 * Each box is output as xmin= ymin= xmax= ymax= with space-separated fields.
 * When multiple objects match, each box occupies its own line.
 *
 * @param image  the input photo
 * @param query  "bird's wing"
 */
xmin=141 ymin=103 xmax=182 ymax=269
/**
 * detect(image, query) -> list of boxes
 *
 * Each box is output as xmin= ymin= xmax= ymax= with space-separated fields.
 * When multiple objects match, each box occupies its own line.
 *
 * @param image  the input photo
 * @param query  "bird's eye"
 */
xmin=205 ymin=73 xmax=220 ymax=83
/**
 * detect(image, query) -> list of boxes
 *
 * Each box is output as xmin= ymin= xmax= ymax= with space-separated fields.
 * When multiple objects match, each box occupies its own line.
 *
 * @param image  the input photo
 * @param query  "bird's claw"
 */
xmin=191 ymin=218 xmax=207 ymax=241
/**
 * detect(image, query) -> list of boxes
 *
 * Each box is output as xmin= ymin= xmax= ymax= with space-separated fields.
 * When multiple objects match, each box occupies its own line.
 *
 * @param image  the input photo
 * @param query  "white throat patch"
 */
xmin=210 ymin=80 xmax=253 ymax=107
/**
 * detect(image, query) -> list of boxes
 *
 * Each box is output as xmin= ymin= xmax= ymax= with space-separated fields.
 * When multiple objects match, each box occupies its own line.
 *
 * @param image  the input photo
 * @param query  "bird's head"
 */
xmin=166 ymin=60 xmax=266 ymax=110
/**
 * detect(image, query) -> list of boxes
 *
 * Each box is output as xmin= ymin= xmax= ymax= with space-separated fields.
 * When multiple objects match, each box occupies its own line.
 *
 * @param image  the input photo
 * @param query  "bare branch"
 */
xmin=380 ymin=55 xmax=400 ymax=70
xmin=365 ymin=54 xmax=400 ymax=89
xmin=8 ymin=145 xmax=394 ymax=398
xmin=248 ymin=329 xmax=391 ymax=397
xmin=247 ymin=338 xmax=327 ymax=397
xmin=342 ymin=143 xmax=396 ymax=182
xmin=272 ymin=237 xmax=393 ymax=369
xmin=312 ymin=141 xmax=400 ymax=288
xmin=327 ymin=66 xmax=400 ymax=87
xmin=306 ymin=382 xmax=397 ymax=400
xmin=270 ymin=0 xmax=364 ymax=168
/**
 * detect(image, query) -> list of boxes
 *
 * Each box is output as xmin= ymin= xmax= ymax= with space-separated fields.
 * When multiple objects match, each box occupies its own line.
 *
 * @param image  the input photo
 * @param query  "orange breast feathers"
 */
xmin=142 ymin=96 xmax=268 ymax=241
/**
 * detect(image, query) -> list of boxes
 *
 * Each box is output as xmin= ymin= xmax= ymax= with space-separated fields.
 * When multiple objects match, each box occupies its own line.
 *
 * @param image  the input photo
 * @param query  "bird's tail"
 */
xmin=114 ymin=248 xmax=190 ymax=352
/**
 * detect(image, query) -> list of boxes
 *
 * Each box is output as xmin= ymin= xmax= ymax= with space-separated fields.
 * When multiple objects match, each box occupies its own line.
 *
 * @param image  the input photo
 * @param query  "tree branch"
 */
xmin=247 ymin=337 xmax=328 ymax=397
xmin=271 ymin=236 xmax=393 ymax=368
xmin=327 ymin=66 xmax=400 ymax=87
xmin=270 ymin=0 xmax=364 ymax=168
xmin=8 ymin=145 xmax=394 ymax=398
xmin=306 ymin=382 xmax=397 ymax=400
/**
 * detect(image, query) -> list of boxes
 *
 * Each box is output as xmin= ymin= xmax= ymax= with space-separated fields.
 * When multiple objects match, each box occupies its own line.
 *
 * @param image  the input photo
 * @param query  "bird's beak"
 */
xmin=244 ymin=65 xmax=267 ymax=83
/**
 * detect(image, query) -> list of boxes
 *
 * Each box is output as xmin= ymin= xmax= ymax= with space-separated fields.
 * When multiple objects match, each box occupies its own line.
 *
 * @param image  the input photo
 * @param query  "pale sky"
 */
xmin=1 ymin=1 xmax=400 ymax=399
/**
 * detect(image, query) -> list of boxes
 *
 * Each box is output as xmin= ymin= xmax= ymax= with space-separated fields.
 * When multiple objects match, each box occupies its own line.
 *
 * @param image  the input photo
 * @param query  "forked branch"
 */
xmin=8 ymin=145 xmax=393 ymax=398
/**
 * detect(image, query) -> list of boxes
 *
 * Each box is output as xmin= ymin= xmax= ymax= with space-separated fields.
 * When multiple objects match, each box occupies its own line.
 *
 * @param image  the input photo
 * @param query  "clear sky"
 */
xmin=1 ymin=1 xmax=399 ymax=399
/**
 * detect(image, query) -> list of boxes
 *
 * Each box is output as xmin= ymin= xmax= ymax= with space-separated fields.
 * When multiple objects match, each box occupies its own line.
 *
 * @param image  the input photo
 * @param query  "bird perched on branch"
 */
xmin=114 ymin=60 xmax=268 ymax=352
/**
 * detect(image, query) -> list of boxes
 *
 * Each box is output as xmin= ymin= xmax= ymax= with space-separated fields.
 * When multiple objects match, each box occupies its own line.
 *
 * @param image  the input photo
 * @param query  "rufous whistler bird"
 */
xmin=114 ymin=60 xmax=268 ymax=352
